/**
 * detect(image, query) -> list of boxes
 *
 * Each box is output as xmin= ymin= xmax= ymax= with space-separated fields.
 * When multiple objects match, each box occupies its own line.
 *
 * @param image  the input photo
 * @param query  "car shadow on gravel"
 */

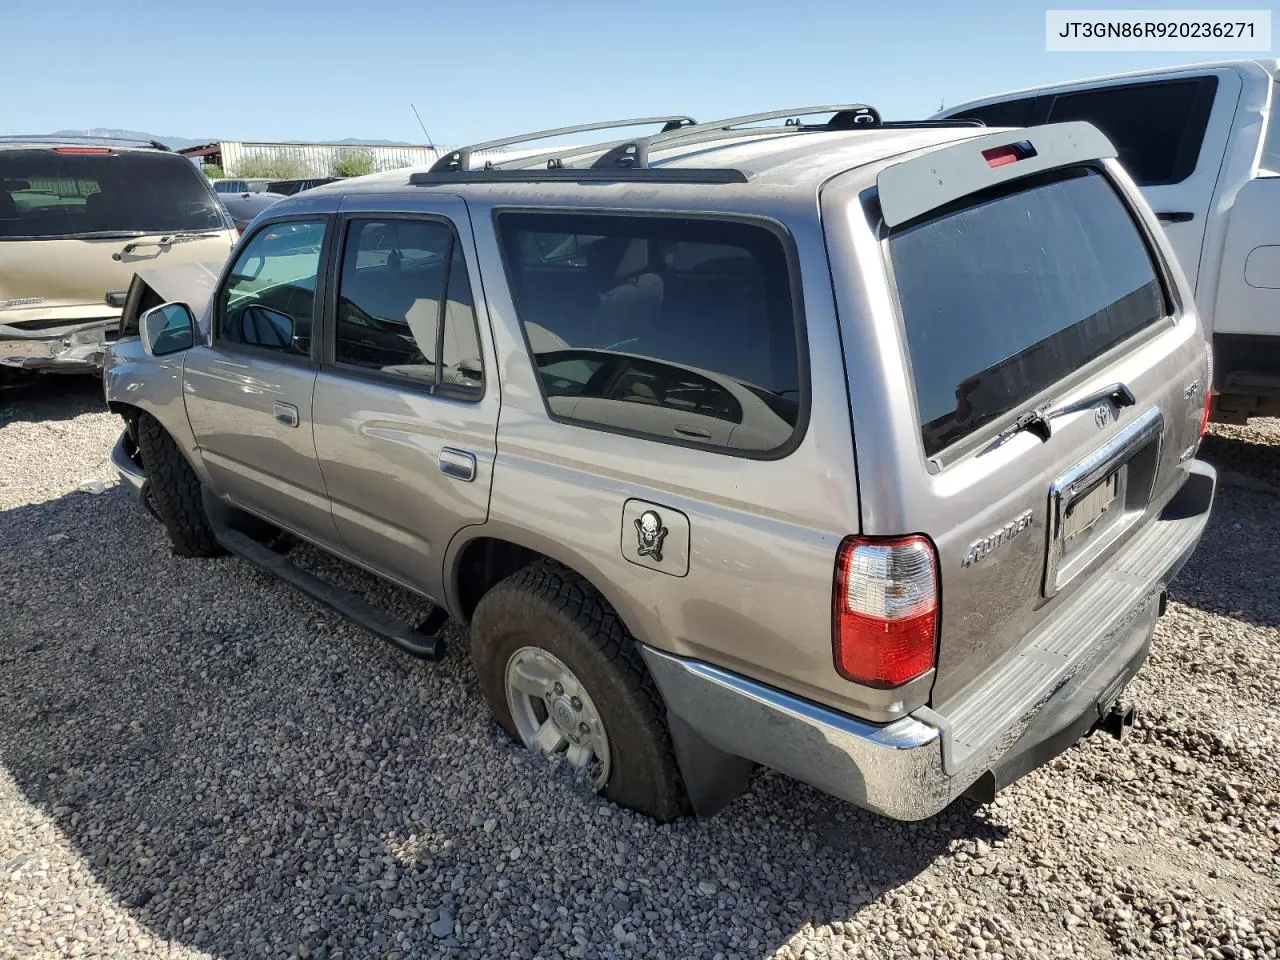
xmin=0 ymin=486 xmax=1006 ymax=959
xmin=1199 ymin=433 xmax=1280 ymax=490
xmin=0 ymin=373 xmax=106 ymax=426
xmin=1165 ymin=475 xmax=1280 ymax=631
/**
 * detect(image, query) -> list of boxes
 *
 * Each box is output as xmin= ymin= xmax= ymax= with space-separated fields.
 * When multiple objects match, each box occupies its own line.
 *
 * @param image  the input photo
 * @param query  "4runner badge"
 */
xmin=634 ymin=510 xmax=668 ymax=563
xmin=961 ymin=509 xmax=1034 ymax=567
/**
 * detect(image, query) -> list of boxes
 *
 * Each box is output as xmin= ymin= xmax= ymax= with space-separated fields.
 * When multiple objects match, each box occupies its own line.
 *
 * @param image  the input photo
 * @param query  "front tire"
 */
xmin=470 ymin=561 xmax=688 ymax=822
xmin=134 ymin=412 xmax=224 ymax=558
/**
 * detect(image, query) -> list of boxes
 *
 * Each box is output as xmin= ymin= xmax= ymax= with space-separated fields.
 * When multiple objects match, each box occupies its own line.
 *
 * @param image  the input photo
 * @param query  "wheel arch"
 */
xmin=445 ymin=525 xmax=651 ymax=645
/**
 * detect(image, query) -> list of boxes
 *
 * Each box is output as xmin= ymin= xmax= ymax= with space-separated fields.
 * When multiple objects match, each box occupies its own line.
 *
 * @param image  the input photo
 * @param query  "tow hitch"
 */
xmin=1097 ymin=700 xmax=1138 ymax=741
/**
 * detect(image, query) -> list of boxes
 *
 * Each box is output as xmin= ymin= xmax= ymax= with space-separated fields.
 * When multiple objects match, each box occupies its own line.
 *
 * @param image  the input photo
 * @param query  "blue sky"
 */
xmin=1 ymin=0 xmax=1271 ymax=146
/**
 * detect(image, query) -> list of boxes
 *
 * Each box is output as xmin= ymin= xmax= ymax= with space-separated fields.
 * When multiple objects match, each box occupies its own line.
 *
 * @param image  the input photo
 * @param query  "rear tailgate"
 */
xmin=838 ymin=124 xmax=1211 ymax=708
xmin=0 ymin=147 xmax=235 ymax=329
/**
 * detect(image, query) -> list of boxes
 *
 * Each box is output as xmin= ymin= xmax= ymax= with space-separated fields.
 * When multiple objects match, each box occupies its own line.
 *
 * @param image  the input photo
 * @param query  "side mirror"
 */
xmin=139 ymin=302 xmax=196 ymax=356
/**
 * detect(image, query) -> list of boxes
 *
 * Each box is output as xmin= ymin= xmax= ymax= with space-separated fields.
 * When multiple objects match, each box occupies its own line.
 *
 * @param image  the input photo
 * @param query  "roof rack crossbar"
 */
xmin=0 ymin=134 xmax=171 ymax=151
xmin=499 ymin=103 xmax=880 ymax=172
xmin=513 ymin=103 xmax=882 ymax=172
xmin=663 ymin=103 xmax=882 ymax=137
xmin=427 ymin=116 xmax=696 ymax=173
xmin=437 ymin=106 xmax=984 ymax=179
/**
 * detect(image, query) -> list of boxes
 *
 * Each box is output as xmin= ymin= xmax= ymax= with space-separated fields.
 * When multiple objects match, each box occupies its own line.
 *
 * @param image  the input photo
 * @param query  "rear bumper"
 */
xmin=643 ymin=459 xmax=1216 ymax=821
xmin=0 ymin=319 xmax=116 ymax=373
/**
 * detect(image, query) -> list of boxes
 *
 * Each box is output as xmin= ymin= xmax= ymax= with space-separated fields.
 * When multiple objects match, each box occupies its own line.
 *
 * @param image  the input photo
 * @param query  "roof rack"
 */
xmin=0 ymin=134 xmax=171 ymax=151
xmin=497 ymin=106 xmax=984 ymax=173
xmin=426 ymin=116 xmax=696 ymax=174
xmin=493 ymin=104 xmax=883 ymax=173
xmin=409 ymin=106 xmax=987 ymax=186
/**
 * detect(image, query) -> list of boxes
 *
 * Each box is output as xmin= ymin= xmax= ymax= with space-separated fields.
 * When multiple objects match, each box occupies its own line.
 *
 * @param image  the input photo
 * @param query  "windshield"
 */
xmin=0 ymin=149 xmax=226 ymax=240
xmin=888 ymin=167 xmax=1167 ymax=458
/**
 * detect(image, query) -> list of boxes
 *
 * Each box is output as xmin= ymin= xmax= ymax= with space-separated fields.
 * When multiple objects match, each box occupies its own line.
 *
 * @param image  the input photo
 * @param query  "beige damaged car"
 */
xmin=0 ymin=137 xmax=237 ymax=374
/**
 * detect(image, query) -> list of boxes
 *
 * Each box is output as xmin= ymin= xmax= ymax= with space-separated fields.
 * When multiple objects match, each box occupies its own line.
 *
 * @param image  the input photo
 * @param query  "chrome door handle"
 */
xmin=438 ymin=447 xmax=476 ymax=482
xmin=272 ymin=401 xmax=299 ymax=428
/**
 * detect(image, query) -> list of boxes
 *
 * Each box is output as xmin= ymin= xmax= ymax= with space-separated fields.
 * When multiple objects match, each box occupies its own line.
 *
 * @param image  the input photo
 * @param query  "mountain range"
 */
xmin=46 ymin=128 xmax=418 ymax=151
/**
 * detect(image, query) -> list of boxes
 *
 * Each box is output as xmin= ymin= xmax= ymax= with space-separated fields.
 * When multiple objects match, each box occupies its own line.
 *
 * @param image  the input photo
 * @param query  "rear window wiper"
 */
xmin=989 ymin=382 xmax=1135 ymax=450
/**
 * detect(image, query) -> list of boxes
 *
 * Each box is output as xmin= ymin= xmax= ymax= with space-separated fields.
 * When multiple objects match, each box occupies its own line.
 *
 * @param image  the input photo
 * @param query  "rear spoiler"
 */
xmin=876 ymin=121 xmax=1117 ymax=228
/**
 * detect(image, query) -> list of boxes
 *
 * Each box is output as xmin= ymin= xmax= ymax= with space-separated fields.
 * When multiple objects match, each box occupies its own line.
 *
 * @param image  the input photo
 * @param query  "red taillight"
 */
xmin=53 ymin=146 xmax=112 ymax=154
xmin=981 ymin=140 xmax=1038 ymax=168
xmin=833 ymin=535 xmax=939 ymax=688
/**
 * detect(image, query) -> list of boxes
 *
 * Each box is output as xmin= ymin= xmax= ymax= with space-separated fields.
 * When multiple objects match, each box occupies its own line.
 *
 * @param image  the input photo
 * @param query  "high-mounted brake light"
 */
xmin=53 ymin=146 xmax=113 ymax=154
xmin=832 ymin=535 xmax=939 ymax=688
xmin=981 ymin=140 xmax=1037 ymax=168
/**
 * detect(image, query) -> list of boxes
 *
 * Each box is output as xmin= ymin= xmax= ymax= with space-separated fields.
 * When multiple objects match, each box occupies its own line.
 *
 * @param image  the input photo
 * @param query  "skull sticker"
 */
xmin=634 ymin=510 xmax=668 ymax=563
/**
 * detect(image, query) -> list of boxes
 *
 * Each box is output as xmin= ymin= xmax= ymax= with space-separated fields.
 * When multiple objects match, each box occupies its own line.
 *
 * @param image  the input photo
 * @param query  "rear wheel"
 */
xmin=470 ymin=561 xmax=688 ymax=822
xmin=134 ymin=412 xmax=224 ymax=558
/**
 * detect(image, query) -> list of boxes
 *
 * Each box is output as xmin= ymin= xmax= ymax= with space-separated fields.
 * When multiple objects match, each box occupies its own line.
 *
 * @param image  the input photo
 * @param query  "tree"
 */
xmin=201 ymin=164 xmax=225 ymax=179
xmin=334 ymin=149 xmax=376 ymax=178
xmin=235 ymin=156 xmax=308 ymax=180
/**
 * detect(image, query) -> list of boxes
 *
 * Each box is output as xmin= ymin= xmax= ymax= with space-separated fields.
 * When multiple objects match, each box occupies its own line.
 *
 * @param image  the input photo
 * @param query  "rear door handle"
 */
xmin=438 ymin=447 xmax=476 ymax=482
xmin=272 ymin=401 xmax=299 ymax=428
xmin=1155 ymin=211 xmax=1194 ymax=224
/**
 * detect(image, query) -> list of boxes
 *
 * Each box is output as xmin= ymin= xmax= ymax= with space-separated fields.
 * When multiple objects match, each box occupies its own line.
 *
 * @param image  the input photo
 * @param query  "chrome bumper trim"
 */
xmin=642 ymin=646 xmax=953 ymax=821
xmin=643 ymin=460 xmax=1216 ymax=821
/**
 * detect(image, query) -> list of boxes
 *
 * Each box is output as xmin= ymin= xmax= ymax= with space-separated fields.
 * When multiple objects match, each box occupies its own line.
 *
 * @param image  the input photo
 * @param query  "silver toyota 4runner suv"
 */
xmin=104 ymin=107 xmax=1216 ymax=823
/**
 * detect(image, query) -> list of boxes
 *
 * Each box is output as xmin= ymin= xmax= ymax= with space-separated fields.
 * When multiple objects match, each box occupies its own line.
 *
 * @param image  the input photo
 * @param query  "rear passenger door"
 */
xmin=311 ymin=197 xmax=498 ymax=601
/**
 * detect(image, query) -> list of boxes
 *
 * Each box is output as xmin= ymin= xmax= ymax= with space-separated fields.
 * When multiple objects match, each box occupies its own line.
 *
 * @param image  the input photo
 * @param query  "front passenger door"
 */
xmin=184 ymin=217 xmax=340 ymax=546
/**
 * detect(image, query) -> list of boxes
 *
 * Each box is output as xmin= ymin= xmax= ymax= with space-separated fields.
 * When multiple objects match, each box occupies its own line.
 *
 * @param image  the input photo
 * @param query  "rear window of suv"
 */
xmin=0 ymin=149 xmax=226 ymax=240
xmin=888 ymin=167 xmax=1167 ymax=459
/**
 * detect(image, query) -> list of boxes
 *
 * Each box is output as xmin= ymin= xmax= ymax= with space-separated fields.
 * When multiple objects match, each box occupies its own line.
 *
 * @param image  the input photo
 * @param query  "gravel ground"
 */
xmin=0 ymin=376 xmax=1277 ymax=960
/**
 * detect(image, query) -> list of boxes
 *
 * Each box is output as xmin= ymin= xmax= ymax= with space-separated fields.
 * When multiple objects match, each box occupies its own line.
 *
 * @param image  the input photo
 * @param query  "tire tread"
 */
xmin=135 ymin=413 xmax=224 ymax=558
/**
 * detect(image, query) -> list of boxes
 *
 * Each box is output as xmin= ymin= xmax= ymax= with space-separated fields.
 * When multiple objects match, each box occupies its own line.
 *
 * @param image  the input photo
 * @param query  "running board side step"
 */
xmin=215 ymin=527 xmax=447 ymax=660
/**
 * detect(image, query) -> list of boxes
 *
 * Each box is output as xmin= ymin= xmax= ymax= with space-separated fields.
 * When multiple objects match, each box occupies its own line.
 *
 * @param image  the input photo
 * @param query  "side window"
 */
xmin=217 ymin=219 xmax=327 ymax=356
xmin=334 ymin=218 xmax=484 ymax=396
xmin=498 ymin=213 xmax=802 ymax=454
xmin=1046 ymin=77 xmax=1218 ymax=186
xmin=949 ymin=97 xmax=1038 ymax=128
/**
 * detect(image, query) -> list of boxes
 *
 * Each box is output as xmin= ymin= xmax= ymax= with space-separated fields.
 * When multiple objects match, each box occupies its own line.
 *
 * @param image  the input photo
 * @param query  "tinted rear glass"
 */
xmin=0 ymin=150 xmax=225 ymax=239
xmin=888 ymin=167 xmax=1166 ymax=458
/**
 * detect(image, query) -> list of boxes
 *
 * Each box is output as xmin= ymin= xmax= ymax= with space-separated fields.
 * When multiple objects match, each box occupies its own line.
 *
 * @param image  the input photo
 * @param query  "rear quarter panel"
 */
xmin=1212 ymin=176 xmax=1280 ymax=336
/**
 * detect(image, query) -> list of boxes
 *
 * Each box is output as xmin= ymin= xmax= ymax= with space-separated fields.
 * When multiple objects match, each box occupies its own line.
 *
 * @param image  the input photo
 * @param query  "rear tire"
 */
xmin=134 ymin=412 xmax=224 ymax=558
xmin=470 ymin=561 xmax=688 ymax=822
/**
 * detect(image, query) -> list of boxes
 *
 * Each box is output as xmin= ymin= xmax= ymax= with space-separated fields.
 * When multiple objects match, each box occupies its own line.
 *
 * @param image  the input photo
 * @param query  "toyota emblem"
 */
xmin=1094 ymin=404 xmax=1113 ymax=429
